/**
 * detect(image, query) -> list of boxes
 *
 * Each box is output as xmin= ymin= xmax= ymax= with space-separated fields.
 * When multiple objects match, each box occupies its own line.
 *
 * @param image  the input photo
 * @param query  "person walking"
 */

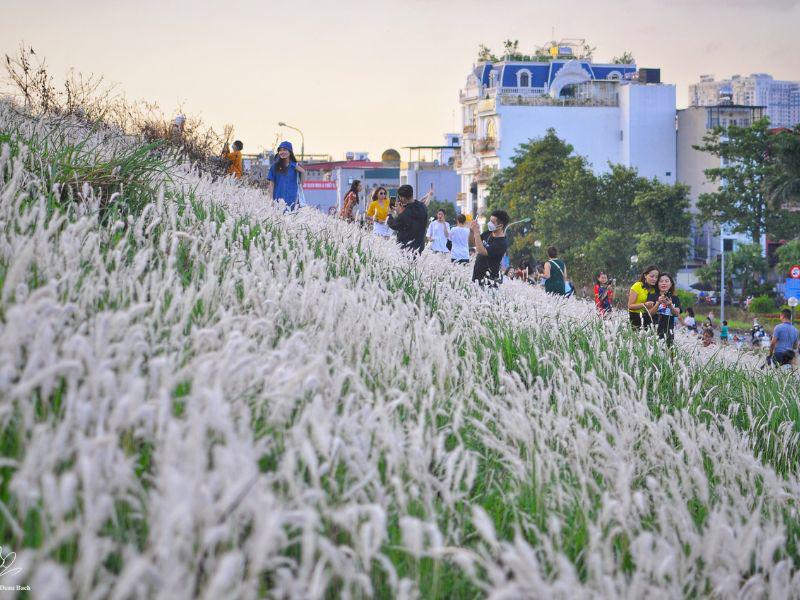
xmin=339 ymin=180 xmax=362 ymax=222
xmin=627 ymin=265 xmax=659 ymax=330
xmin=768 ymin=309 xmax=799 ymax=367
xmin=542 ymin=246 xmax=567 ymax=295
xmin=366 ymin=186 xmax=391 ymax=237
xmin=266 ymin=141 xmax=305 ymax=209
xmin=469 ymin=210 xmax=509 ymax=286
xmin=654 ymin=272 xmax=682 ymax=346
xmin=427 ymin=209 xmax=451 ymax=254
xmin=594 ymin=271 xmax=614 ymax=315
xmin=449 ymin=214 xmax=471 ymax=264
xmin=387 ymin=184 xmax=428 ymax=254
xmin=222 ymin=140 xmax=244 ymax=178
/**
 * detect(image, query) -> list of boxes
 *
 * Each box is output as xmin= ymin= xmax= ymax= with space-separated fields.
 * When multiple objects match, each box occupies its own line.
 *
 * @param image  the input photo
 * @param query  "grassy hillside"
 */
xmin=1 ymin=102 xmax=799 ymax=598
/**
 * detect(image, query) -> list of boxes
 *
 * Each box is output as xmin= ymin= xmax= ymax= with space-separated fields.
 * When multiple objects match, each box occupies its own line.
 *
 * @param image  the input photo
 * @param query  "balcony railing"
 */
xmin=463 ymin=124 xmax=476 ymax=134
xmin=498 ymin=94 xmax=619 ymax=107
xmin=474 ymin=137 xmax=497 ymax=153
xmin=488 ymin=86 xmax=548 ymax=97
xmin=475 ymin=167 xmax=498 ymax=183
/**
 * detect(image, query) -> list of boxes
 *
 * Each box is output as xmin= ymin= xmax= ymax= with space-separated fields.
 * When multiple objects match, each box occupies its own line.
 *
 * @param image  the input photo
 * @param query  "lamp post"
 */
xmin=630 ymin=255 xmax=638 ymax=281
xmin=277 ymin=121 xmax=305 ymax=162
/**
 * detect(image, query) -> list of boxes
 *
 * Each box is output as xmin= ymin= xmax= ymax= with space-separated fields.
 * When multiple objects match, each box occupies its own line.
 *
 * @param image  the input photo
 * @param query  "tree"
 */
xmin=477 ymin=44 xmax=497 ymax=62
xmin=486 ymin=130 xmax=574 ymax=262
xmin=764 ymin=127 xmax=800 ymax=239
xmin=695 ymin=243 xmax=768 ymax=297
xmin=775 ymin=239 xmax=800 ymax=278
xmin=611 ymin=51 xmax=635 ymax=64
xmin=695 ymin=118 xmax=796 ymax=246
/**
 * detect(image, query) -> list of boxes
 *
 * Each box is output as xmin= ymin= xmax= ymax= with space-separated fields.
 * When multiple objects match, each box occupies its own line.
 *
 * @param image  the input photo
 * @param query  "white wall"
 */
xmin=620 ymin=84 xmax=676 ymax=183
xmin=496 ymin=105 xmax=622 ymax=173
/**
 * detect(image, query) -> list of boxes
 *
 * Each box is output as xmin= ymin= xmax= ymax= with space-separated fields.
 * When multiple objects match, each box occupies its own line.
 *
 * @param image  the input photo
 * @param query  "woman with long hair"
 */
xmin=340 ymin=180 xmax=362 ymax=222
xmin=366 ymin=186 xmax=391 ymax=237
xmin=266 ymin=141 xmax=305 ymax=209
xmin=627 ymin=265 xmax=659 ymax=330
xmin=653 ymin=272 xmax=682 ymax=346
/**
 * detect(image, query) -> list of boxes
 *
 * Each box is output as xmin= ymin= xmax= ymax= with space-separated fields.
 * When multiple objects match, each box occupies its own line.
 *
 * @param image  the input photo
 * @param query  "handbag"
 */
xmin=296 ymin=171 xmax=306 ymax=208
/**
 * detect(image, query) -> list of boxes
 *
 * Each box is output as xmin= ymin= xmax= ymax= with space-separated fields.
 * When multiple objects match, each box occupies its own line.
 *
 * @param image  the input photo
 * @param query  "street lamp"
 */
xmin=277 ymin=122 xmax=305 ymax=162
xmin=534 ymin=240 xmax=542 ymax=248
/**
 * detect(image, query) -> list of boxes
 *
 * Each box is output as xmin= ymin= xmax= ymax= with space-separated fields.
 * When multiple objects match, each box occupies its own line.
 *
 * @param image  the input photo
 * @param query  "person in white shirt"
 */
xmin=449 ymin=214 xmax=471 ymax=264
xmin=426 ymin=209 xmax=451 ymax=254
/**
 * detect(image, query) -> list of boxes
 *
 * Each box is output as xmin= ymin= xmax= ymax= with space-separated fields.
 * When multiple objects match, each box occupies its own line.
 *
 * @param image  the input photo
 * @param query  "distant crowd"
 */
xmin=224 ymin=140 xmax=799 ymax=370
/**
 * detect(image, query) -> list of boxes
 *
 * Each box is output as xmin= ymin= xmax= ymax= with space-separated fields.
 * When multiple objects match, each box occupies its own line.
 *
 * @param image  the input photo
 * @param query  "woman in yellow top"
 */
xmin=222 ymin=140 xmax=244 ymax=178
xmin=366 ymin=187 xmax=391 ymax=237
xmin=627 ymin=265 xmax=659 ymax=330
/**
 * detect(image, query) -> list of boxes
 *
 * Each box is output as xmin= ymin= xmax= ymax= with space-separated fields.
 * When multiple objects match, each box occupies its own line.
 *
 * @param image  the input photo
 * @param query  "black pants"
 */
xmin=452 ymin=258 xmax=470 ymax=264
xmin=629 ymin=312 xmax=654 ymax=330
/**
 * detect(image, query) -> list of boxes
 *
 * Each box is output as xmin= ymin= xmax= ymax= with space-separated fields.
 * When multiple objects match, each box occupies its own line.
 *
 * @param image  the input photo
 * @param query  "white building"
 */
xmin=689 ymin=73 xmax=800 ymax=128
xmin=400 ymin=134 xmax=462 ymax=207
xmin=457 ymin=53 xmax=676 ymax=217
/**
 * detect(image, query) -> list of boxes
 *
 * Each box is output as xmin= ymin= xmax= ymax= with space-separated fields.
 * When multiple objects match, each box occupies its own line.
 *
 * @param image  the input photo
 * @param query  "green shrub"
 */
xmin=674 ymin=289 xmax=696 ymax=310
xmin=749 ymin=295 xmax=775 ymax=314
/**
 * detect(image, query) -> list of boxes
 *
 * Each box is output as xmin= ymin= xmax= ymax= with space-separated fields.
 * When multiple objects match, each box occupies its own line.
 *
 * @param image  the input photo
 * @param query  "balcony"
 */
xmin=474 ymin=137 xmax=497 ymax=153
xmin=475 ymin=167 xmax=497 ymax=183
xmin=463 ymin=124 xmax=476 ymax=134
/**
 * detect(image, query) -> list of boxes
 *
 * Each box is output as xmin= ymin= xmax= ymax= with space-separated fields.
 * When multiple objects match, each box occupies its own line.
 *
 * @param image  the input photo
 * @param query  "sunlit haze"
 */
xmin=3 ymin=0 xmax=799 ymax=160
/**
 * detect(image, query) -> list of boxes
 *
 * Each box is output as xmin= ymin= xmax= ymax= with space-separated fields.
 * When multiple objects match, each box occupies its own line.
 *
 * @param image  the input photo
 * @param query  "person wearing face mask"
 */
xmin=387 ymin=184 xmax=428 ymax=254
xmin=654 ymin=272 xmax=681 ymax=346
xmin=628 ymin=265 xmax=659 ymax=330
xmin=469 ymin=210 xmax=509 ymax=286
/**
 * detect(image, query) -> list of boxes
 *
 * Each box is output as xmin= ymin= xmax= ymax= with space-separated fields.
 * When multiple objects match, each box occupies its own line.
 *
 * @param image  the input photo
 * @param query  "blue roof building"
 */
xmin=457 ymin=44 xmax=676 ymax=218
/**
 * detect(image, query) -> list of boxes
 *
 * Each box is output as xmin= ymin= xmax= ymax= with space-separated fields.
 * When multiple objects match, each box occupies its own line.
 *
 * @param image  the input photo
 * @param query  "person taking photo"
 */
xmin=654 ymin=272 xmax=681 ymax=346
xmin=387 ymin=184 xmax=428 ymax=254
xmin=469 ymin=210 xmax=509 ymax=286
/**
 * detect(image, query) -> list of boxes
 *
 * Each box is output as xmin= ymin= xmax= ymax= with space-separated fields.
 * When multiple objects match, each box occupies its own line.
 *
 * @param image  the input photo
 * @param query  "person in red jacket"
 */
xmin=594 ymin=271 xmax=614 ymax=315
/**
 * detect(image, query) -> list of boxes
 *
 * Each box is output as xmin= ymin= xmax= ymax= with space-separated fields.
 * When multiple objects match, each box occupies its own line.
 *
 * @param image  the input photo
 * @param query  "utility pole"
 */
xmin=720 ymin=235 xmax=726 ymax=325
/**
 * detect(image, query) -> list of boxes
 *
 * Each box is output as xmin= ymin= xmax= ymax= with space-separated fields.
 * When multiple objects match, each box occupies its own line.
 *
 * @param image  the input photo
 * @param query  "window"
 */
xmin=520 ymin=72 xmax=530 ymax=87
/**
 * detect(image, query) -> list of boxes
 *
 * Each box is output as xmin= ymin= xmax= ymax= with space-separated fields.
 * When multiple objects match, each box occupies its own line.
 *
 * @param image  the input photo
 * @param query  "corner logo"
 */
xmin=0 ymin=547 xmax=21 ymax=579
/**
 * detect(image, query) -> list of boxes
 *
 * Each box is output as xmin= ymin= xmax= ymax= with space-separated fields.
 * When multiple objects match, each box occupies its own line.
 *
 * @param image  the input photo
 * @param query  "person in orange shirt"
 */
xmin=222 ymin=140 xmax=244 ymax=178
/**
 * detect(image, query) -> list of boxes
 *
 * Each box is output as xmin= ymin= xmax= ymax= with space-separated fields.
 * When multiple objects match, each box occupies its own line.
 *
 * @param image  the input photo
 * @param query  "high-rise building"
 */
xmin=457 ymin=40 xmax=676 ymax=217
xmin=689 ymin=73 xmax=800 ymax=128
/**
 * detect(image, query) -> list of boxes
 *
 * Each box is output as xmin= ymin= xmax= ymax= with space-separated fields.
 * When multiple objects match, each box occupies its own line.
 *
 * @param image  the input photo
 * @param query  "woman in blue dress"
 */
xmin=267 ymin=141 xmax=306 ymax=209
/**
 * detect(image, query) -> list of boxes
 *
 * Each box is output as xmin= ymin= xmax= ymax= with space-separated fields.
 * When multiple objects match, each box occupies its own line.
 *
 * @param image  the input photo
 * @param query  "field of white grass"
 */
xmin=1 ymin=103 xmax=800 ymax=599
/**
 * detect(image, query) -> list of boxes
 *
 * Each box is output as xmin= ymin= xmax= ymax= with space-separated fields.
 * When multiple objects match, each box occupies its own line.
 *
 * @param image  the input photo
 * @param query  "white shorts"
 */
xmin=373 ymin=221 xmax=391 ymax=237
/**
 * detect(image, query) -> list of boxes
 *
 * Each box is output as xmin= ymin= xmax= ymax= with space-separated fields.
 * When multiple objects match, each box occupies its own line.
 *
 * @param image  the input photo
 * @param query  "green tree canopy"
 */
xmin=695 ymin=243 xmax=768 ymax=297
xmin=696 ymin=118 xmax=800 ymax=244
xmin=486 ymin=132 xmax=692 ymax=286
xmin=775 ymin=239 xmax=800 ymax=278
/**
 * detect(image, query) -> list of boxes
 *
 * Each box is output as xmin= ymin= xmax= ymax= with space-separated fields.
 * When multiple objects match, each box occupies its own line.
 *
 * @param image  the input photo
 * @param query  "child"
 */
xmin=702 ymin=328 xmax=715 ymax=347
xmin=593 ymin=271 xmax=614 ymax=316
xmin=720 ymin=320 xmax=729 ymax=344
xmin=683 ymin=307 xmax=698 ymax=334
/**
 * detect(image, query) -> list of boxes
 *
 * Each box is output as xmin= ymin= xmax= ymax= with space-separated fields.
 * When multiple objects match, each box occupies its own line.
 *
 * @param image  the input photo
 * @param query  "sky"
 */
xmin=2 ymin=0 xmax=799 ymax=161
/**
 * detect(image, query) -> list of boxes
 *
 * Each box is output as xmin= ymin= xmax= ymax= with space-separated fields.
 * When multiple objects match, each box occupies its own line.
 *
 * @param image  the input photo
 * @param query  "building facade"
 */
xmin=457 ymin=56 xmax=676 ymax=217
xmin=400 ymin=134 xmax=461 ymax=206
xmin=689 ymin=73 xmax=800 ymax=128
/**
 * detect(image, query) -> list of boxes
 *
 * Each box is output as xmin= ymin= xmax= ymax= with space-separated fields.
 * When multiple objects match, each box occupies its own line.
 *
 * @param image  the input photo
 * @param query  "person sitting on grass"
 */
xmin=701 ymin=328 xmax=715 ymax=347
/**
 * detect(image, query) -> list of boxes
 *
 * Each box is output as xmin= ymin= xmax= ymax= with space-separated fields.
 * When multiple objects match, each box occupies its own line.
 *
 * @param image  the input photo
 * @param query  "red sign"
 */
xmin=790 ymin=265 xmax=800 ymax=279
xmin=303 ymin=181 xmax=337 ymax=190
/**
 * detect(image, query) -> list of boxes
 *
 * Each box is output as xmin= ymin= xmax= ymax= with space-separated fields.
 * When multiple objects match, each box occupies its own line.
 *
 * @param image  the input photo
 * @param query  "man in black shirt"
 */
xmin=387 ymin=184 xmax=428 ymax=254
xmin=469 ymin=210 xmax=509 ymax=286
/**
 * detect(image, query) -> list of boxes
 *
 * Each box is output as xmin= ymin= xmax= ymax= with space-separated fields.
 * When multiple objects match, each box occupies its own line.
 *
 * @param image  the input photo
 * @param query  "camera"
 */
xmin=389 ymin=198 xmax=397 ymax=208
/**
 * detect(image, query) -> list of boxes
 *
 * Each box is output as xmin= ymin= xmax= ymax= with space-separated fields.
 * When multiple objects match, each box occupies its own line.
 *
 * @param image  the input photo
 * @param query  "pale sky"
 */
xmin=3 ymin=0 xmax=799 ymax=161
